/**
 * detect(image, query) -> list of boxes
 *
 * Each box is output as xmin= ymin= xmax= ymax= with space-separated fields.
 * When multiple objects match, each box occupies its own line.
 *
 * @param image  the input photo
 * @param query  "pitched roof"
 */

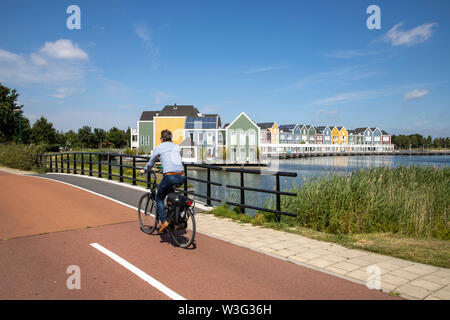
xmin=354 ymin=127 xmax=370 ymax=134
xmin=257 ymin=122 xmax=275 ymax=129
xmin=315 ymin=126 xmax=329 ymax=134
xmin=381 ymin=130 xmax=389 ymax=135
xmin=278 ymin=124 xmax=296 ymax=132
xmin=157 ymin=104 xmax=200 ymax=117
xmin=139 ymin=111 xmax=159 ymax=121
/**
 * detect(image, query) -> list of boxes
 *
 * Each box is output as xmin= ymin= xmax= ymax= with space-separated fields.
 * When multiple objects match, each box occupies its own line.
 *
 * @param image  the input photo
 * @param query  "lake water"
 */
xmin=187 ymin=155 xmax=450 ymax=216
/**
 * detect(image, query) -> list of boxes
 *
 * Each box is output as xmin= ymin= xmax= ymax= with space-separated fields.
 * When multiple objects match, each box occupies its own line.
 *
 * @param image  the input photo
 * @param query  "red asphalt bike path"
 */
xmin=0 ymin=171 xmax=398 ymax=300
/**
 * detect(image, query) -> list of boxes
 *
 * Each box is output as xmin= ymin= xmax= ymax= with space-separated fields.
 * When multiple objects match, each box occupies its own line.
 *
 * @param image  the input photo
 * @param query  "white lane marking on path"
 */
xmin=90 ymin=242 xmax=186 ymax=300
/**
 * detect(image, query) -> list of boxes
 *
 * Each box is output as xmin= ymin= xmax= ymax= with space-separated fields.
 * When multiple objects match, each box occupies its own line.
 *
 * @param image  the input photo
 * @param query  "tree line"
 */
xmin=0 ymin=83 xmax=130 ymax=151
xmin=391 ymin=134 xmax=449 ymax=150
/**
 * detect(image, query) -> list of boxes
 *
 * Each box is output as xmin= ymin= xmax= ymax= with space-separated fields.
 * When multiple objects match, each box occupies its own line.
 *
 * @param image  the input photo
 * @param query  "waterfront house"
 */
xmin=371 ymin=127 xmax=382 ymax=145
xmin=299 ymin=125 xmax=309 ymax=143
xmin=308 ymin=125 xmax=316 ymax=144
xmin=338 ymin=126 xmax=348 ymax=144
xmin=381 ymin=130 xmax=391 ymax=145
xmin=354 ymin=127 xmax=372 ymax=145
xmin=331 ymin=126 xmax=340 ymax=144
xmin=227 ymin=112 xmax=260 ymax=163
xmin=137 ymin=110 xmax=159 ymax=154
xmin=183 ymin=114 xmax=222 ymax=162
xmin=279 ymin=124 xmax=299 ymax=144
xmin=154 ymin=104 xmax=201 ymax=148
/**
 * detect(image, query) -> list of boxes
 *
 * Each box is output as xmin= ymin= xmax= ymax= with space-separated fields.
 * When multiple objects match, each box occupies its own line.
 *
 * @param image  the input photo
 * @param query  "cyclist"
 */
xmin=140 ymin=129 xmax=186 ymax=233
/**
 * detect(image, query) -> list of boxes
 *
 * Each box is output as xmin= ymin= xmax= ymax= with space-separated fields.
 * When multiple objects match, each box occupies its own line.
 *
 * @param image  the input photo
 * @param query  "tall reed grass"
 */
xmin=266 ymin=166 xmax=449 ymax=240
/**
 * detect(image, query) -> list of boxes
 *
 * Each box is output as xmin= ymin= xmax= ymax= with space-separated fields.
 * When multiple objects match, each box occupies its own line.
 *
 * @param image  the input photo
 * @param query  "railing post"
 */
xmin=67 ymin=154 xmax=70 ymax=173
xmin=183 ymin=163 xmax=188 ymax=197
xmin=73 ymin=153 xmax=77 ymax=174
xmin=275 ymin=174 xmax=281 ymax=222
xmin=146 ymin=171 xmax=151 ymax=189
xmin=98 ymin=154 xmax=102 ymax=178
xmin=61 ymin=154 xmax=64 ymax=172
xmin=81 ymin=153 xmax=84 ymax=175
xmin=49 ymin=155 xmax=53 ymax=172
xmin=55 ymin=154 xmax=58 ymax=173
xmin=89 ymin=153 xmax=93 ymax=176
xmin=132 ymin=157 xmax=136 ymax=185
xmin=108 ymin=154 xmax=112 ymax=180
xmin=206 ymin=167 xmax=211 ymax=206
xmin=119 ymin=155 xmax=123 ymax=182
xmin=240 ymin=171 xmax=245 ymax=214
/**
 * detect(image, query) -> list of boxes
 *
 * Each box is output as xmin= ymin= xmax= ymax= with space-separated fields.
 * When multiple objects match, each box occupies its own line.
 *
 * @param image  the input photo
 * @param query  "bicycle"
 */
xmin=137 ymin=169 xmax=196 ymax=248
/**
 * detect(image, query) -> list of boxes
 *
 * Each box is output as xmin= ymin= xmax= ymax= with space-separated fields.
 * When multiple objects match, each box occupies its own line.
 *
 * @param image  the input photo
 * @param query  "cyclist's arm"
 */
xmin=143 ymin=148 xmax=160 ymax=173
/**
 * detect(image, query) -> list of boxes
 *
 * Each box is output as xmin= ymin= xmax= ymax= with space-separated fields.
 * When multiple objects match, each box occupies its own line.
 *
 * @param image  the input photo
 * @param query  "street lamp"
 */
xmin=13 ymin=108 xmax=22 ymax=144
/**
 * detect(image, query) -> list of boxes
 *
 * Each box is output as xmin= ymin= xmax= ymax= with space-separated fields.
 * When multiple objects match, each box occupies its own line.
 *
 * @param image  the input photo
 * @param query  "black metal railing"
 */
xmin=40 ymin=152 xmax=298 ymax=221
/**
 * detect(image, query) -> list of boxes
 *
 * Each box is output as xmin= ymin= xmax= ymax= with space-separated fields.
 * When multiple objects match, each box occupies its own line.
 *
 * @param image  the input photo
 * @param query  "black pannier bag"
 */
xmin=166 ymin=192 xmax=188 ymax=226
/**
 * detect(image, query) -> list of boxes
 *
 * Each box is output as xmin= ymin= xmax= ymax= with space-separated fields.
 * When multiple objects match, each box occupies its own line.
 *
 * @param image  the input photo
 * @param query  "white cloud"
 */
xmin=403 ymin=89 xmax=430 ymax=100
xmin=49 ymin=87 xmax=78 ymax=99
xmin=242 ymin=65 xmax=289 ymax=74
xmin=134 ymin=23 xmax=160 ymax=68
xmin=316 ymin=108 xmax=339 ymax=116
xmin=383 ymin=22 xmax=437 ymax=47
xmin=0 ymin=47 xmax=86 ymax=86
xmin=152 ymin=90 xmax=177 ymax=104
xmin=40 ymin=39 xmax=88 ymax=60
xmin=310 ymin=90 xmax=379 ymax=106
xmin=324 ymin=49 xmax=380 ymax=59
xmin=293 ymin=66 xmax=382 ymax=89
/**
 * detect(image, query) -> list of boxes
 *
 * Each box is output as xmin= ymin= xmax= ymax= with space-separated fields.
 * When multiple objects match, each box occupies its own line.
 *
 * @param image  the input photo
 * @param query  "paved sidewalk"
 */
xmin=194 ymin=210 xmax=450 ymax=300
xmin=6 ymin=169 xmax=449 ymax=300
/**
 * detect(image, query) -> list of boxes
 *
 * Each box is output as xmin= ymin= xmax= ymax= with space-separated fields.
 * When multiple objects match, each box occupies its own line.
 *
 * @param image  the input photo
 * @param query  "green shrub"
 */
xmin=266 ymin=166 xmax=450 ymax=240
xmin=0 ymin=143 xmax=46 ymax=171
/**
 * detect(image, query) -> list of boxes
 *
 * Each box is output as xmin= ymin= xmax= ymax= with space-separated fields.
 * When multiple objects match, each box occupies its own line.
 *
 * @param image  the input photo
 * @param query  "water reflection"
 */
xmin=187 ymin=155 xmax=450 ymax=216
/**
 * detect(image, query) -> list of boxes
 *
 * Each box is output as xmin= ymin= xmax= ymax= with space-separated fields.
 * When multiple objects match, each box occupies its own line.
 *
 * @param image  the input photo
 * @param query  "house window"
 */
xmin=146 ymin=136 xmax=149 ymax=146
xmin=249 ymin=131 xmax=255 ymax=145
xmin=140 ymin=136 xmax=144 ymax=145
xmin=199 ymin=133 xmax=204 ymax=144
xmin=207 ymin=132 xmax=213 ymax=145
xmin=249 ymin=148 xmax=255 ymax=161
xmin=240 ymin=148 xmax=246 ymax=161
xmin=230 ymin=131 xmax=237 ymax=145
xmin=240 ymin=132 xmax=246 ymax=145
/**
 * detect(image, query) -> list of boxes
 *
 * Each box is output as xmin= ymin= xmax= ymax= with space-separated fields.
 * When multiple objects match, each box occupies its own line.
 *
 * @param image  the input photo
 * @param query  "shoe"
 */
xmin=159 ymin=221 xmax=169 ymax=234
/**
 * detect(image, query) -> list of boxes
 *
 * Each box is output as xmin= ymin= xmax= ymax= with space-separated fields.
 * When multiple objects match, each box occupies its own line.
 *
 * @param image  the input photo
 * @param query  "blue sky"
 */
xmin=0 ymin=0 xmax=449 ymax=137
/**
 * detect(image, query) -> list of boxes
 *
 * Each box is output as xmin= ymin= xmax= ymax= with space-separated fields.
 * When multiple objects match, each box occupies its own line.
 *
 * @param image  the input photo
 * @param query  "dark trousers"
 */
xmin=155 ymin=174 xmax=186 ymax=222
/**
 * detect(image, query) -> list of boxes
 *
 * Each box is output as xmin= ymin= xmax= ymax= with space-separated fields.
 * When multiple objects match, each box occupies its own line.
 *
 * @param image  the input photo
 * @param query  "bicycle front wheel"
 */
xmin=138 ymin=193 xmax=157 ymax=234
xmin=170 ymin=207 xmax=196 ymax=248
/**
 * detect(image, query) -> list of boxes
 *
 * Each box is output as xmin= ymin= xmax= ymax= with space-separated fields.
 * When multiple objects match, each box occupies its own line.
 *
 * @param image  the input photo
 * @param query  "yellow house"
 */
xmin=153 ymin=104 xmax=203 ymax=147
xmin=339 ymin=127 xmax=348 ymax=144
xmin=154 ymin=116 xmax=186 ymax=146
xmin=331 ymin=126 xmax=340 ymax=144
xmin=269 ymin=123 xmax=279 ymax=144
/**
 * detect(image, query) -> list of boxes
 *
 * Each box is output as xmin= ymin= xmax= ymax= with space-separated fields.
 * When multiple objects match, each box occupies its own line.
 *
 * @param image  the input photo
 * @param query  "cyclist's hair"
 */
xmin=161 ymin=129 xmax=172 ymax=142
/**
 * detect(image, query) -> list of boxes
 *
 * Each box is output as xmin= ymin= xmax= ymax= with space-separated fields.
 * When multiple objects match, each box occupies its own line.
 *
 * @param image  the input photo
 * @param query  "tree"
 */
xmin=106 ymin=127 xmax=127 ymax=148
xmin=93 ymin=128 xmax=106 ymax=148
xmin=78 ymin=126 xmax=95 ymax=148
xmin=30 ymin=116 xmax=59 ymax=147
xmin=63 ymin=130 xmax=80 ymax=149
xmin=0 ymin=83 xmax=25 ymax=143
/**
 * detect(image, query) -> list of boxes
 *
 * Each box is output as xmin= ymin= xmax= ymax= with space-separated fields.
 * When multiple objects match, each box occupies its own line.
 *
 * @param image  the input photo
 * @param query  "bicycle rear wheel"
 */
xmin=138 ymin=193 xmax=157 ymax=234
xmin=170 ymin=207 xmax=196 ymax=248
